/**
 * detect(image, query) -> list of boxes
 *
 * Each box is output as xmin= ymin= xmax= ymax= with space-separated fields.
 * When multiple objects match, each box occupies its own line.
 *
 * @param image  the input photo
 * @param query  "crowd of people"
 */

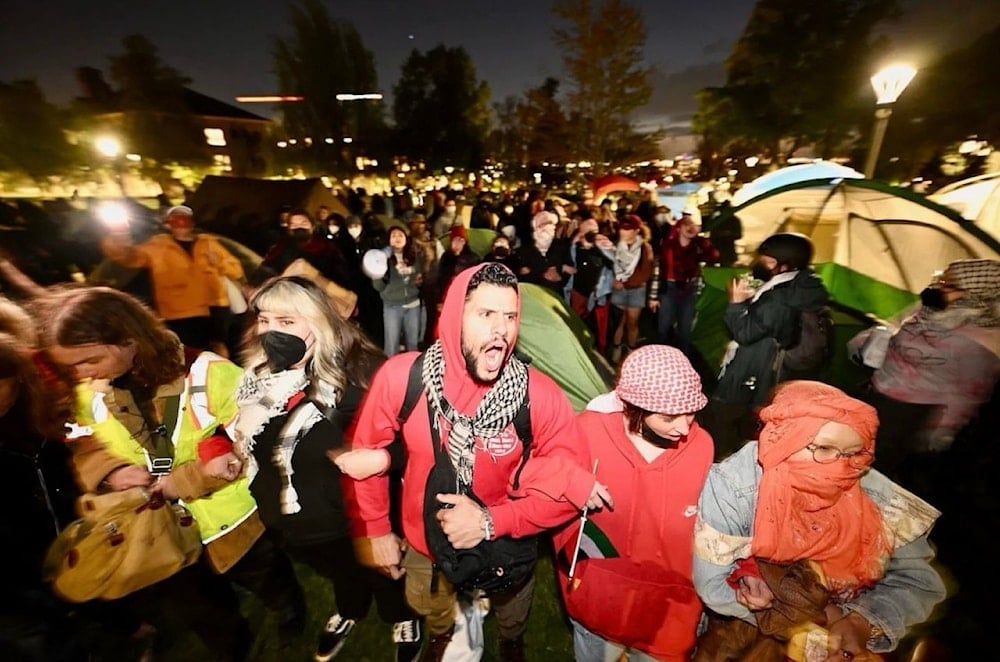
xmin=0 ymin=183 xmax=997 ymax=662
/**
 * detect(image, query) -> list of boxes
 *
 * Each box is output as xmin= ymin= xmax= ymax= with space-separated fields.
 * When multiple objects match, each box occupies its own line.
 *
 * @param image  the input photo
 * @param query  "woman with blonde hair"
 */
xmin=235 ymin=276 xmax=422 ymax=662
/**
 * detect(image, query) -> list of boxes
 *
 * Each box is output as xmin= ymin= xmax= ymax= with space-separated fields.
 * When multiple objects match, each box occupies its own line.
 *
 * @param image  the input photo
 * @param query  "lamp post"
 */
xmin=863 ymin=64 xmax=917 ymax=179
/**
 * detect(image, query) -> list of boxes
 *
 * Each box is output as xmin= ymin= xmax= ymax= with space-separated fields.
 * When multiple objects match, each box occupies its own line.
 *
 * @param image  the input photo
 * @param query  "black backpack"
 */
xmin=782 ymin=306 xmax=833 ymax=372
xmin=397 ymin=353 xmax=538 ymax=594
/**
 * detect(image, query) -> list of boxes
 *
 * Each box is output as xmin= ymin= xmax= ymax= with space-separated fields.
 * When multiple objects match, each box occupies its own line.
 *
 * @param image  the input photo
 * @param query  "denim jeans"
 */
xmin=383 ymin=301 xmax=421 ymax=357
xmin=657 ymin=281 xmax=698 ymax=355
xmin=572 ymin=619 xmax=660 ymax=662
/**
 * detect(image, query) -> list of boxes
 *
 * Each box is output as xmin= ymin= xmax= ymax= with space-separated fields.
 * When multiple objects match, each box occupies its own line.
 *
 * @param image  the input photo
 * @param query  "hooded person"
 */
xmin=705 ymin=232 xmax=830 ymax=458
xmin=345 ymin=262 xmax=607 ymax=661
xmin=851 ymin=258 xmax=1000 ymax=472
xmin=692 ymin=381 xmax=946 ymax=661
xmin=553 ymin=345 xmax=714 ymax=661
xmin=253 ymin=208 xmax=350 ymax=290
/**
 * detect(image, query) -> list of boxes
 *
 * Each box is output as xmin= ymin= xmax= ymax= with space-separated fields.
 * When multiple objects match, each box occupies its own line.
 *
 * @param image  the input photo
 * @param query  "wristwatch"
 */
xmin=480 ymin=507 xmax=495 ymax=541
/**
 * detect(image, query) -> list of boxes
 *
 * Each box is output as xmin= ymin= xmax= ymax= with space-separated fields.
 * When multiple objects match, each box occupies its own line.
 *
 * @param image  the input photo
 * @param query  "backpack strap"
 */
xmin=398 ymin=353 xmax=426 ymax=427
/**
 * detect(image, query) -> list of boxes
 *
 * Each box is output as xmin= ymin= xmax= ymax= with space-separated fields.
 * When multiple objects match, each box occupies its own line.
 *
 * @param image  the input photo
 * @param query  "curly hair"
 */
xmin=34 ymin=286 xmax=185 ymax=389
xmin=242 ymin=276 xmax=384 ymax=403
xmin=0 ymin=333 xmax=73 ymax=438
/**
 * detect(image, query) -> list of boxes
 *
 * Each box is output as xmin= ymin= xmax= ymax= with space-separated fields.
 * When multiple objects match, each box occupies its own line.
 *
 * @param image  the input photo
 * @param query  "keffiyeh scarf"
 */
xmin=233 ymin=367 xmax=337 ymax=514
xmin=613 ymin=236 xmax=643 ymax=282
xmin=421 ymin=341 xmax=528 ymax=490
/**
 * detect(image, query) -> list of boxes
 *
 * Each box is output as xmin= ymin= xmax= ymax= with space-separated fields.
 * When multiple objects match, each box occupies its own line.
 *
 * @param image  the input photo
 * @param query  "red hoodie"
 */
xmin=552 ymin=409 xmax=713 ymax=660
xmin=346 ymin=264 xmax=593 ymax=556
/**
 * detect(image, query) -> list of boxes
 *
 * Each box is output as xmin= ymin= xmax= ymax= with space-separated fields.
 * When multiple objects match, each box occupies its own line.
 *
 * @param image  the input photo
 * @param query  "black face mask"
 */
xmin=290 ymin=228 xmax=312 ymax=243
xmin=584 ymin=231 xmax=597 ymax=243
xmin=260 ymin=331 xmax=307 ymax=372
xmin=641 ymin=421 xmax=680 ymax=448
xmin=492 ymin=246 xmax=510 ymax=258
xmin=920 ymin=287 xmax=947 ymax=310
xmin=751 ymin=261 xmax=774 ymax=283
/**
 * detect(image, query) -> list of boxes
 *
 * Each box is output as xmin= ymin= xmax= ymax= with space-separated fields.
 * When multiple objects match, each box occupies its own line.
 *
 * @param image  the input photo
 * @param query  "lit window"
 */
xmin=204 ymin=128 xmax=227 ymax=147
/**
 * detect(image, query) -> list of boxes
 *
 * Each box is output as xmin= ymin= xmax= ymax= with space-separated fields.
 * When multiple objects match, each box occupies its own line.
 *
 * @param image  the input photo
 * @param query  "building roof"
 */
xmin=183 ymin=88 xmax=271 ymax=122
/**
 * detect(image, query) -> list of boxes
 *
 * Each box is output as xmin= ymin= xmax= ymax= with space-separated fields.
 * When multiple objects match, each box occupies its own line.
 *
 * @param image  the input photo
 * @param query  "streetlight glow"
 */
xmin=95 ymin=135 xmax=122 ymax=158
xmin=870 ymin=64 xmax=917 ymax=105
xmin=335 ymin=93 xmax=383 ymax=101
xmin=863 ymin=64 xmax=917 ymax=178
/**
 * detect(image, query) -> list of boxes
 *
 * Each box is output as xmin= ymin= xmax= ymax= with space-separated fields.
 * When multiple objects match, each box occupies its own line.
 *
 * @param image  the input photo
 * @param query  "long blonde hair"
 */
xmin=242 ymin=276 xmax=383 ymax=403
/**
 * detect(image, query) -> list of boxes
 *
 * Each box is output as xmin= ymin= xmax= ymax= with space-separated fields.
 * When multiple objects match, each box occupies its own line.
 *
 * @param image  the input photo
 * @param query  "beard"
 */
xmin=462 ymin=339 xmax=510 ymax=385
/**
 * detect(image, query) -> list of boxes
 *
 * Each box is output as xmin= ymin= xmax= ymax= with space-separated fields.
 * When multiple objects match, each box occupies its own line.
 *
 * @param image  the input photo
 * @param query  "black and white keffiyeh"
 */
xmin=421 ymin=341 xmax=528 ymax=490
xmin=233 ymin=368 xmax=337 ymax=514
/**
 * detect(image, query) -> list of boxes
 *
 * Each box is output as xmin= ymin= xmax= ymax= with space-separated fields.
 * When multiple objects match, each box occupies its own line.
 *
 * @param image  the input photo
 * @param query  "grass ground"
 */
xmin=97 ymin=540 xmax=574 ymax=661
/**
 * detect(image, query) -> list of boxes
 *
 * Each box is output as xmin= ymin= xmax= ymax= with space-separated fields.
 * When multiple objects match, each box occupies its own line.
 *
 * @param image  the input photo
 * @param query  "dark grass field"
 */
xmin=84 ymin=542 xmax=575 ymax=661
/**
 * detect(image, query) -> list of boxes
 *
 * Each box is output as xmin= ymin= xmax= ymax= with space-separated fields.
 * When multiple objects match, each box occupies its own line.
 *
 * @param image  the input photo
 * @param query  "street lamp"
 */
xmin=863 ymin=64 xmax=917 ymax=179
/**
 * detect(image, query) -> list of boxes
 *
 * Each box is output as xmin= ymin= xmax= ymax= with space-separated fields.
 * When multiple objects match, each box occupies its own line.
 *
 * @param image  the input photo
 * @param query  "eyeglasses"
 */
xmin=804 ymin=444 xmax=873 ymax=468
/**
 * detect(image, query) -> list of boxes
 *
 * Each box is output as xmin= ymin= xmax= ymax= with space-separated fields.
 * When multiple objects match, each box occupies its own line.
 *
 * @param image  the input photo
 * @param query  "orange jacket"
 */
xmin=102 ymin=232 xmax=244 ymax=320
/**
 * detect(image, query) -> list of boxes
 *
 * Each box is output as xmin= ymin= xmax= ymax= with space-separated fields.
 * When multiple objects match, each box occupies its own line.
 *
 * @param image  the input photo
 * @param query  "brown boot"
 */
xmin=498 ymin=636 xmax=526 ymax=662
xmin=418 ymin=625 xmax=454 ymax=662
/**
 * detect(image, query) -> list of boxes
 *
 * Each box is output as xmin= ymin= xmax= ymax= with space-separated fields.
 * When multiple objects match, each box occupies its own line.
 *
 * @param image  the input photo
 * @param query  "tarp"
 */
xmin=515 ymin=283 xmax=613 ymax=411
xmin=188 ymin=176 xmax=350 ymax=255
xmin=730 ymin=161 xmax=863 ymax=207
xmin=706 ymin=178 xmax=1000 ymax=294
xmin=930 ymin=171 xmax=1000 ymax=241
xmin=437 ymin=227 xmax=498 ymax=258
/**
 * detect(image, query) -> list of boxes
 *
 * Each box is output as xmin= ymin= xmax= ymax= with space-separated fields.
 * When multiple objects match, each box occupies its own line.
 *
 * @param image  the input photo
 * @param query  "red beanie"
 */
xmin=450 ymin=225 xmax=468 ymax=241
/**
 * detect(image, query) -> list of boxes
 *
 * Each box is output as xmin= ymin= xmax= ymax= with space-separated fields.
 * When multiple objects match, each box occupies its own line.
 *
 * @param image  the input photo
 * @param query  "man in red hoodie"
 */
xmin=346 ymin=262 xmax=607 ymax=661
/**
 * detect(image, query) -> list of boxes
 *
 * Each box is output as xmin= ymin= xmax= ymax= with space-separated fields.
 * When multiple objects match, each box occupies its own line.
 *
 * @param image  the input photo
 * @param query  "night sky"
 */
xmin=1 ymin=0 xmax=997 ymax=125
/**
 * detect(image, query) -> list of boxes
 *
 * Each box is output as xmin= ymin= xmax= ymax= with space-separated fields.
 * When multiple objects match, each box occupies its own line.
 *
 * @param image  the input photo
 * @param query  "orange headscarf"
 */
xmin=751 ymin=381 xmax=891 ymax=592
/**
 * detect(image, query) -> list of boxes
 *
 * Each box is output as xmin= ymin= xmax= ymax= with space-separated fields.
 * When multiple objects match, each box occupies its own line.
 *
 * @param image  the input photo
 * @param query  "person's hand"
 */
xmin=367 ymin=533 xmax=406 ymax=579
xmin=594 ymin=235 xmax=614 ymax=250
xmin=104 ymin=465 xmax=153 ymax=491
xmin=561 ymin=264 xmax=577 ymax=276
xmin=151 ymin=474 xmax=179 ymax=500
xmin=825 ymin=611 xmax=873 ymax=661
xmin=727 ymin=277 xmax=755 ymax=303
xmin=202 ymin=452 xmax=242 ymax=481
xmin=612 ymin=279 xmax=624 ymax=291
xmin=734 ymin=574 xmax=774 ymax=611
xmin=648 ymin=299 xmax=660 ymax=312
xmin=435 ymin=493 xmax=487 ymax=549
xmin=330 ymin=448 xmax=390 ymax=480
xmin=584 ymin=480 xmax=614 ymax=511
xmin=543 ymin=266 xmax=561 ymax=282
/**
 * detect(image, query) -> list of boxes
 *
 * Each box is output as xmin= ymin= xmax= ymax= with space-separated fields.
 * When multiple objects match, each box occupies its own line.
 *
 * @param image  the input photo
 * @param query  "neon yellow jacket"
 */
xmin=70 ymin=352 xmax=256 ymax=543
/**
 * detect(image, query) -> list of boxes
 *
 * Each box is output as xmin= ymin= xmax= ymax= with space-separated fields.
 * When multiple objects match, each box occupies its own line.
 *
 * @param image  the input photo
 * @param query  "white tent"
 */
xmin=929 ymin=171 xmax=1000 ymax=240
xmin=714 ymin=178 xmax=1000 ymax=294
xmin=731 ymin=161 xmax=864 ymax=207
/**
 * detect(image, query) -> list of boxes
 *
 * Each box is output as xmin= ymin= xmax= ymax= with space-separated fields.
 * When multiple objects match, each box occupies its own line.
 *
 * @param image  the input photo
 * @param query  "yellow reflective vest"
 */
xmin=70 ymin=352 xmax=256 ymax=543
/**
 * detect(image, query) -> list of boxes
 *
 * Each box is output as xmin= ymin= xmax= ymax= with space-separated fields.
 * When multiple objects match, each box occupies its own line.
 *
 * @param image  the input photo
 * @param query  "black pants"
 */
xmin=226 ymin=533 xmax=306 ymax=630
xmin=292 ymin=538 xmax=415 ymax=624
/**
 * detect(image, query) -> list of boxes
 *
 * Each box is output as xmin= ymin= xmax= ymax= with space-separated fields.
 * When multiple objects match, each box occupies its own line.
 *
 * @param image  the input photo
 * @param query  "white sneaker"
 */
xmin=315 ymin=614 xmax=356 ymax=661
xmin=392 ymin=619 xmax=422 ymax=662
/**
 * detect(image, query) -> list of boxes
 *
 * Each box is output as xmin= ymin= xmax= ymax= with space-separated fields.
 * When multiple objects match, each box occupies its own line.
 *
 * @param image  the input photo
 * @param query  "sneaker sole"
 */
xmin=314 ymin=637 xmax=349 ymax=662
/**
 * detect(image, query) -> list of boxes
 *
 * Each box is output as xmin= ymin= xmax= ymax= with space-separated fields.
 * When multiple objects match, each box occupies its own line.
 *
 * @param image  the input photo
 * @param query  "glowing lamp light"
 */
xmin=95 ymin=136 xmax=122 ymax=158
xmin=335 ymin=93 xmax=383 ymax=101
xmin=870 ymin=64 xmax=917 ymax=105
xmin=96 ymin=201 xmax=129 ymax=230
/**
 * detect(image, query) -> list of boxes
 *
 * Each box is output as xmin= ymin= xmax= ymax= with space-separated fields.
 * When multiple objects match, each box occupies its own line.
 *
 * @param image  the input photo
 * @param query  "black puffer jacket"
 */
xmin=713 ymin=269 xmax=829 ymax=406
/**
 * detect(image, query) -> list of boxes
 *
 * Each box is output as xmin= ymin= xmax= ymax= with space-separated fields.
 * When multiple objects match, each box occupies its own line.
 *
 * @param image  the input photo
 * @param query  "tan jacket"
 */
xmin=102 ymin=232 xmax=244 ymax=320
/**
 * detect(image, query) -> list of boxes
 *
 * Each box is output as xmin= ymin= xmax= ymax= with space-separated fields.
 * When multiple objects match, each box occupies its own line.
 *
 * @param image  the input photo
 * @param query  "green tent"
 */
xmin=437 ymin=226 xmax=498 ymax=258
xmin=515 ymin=283 xmax=613 ymax=412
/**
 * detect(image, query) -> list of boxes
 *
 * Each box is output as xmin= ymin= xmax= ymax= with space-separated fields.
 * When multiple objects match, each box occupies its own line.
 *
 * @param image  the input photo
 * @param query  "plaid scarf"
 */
xmin=421 ymin=341 xmax=528 ymax=490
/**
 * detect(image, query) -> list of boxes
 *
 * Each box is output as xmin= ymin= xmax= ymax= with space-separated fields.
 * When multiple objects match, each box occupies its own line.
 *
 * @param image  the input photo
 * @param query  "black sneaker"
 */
xmin=392 ymin=619 xmax=422 ymax=662
xmin=314 ymin=614 xmax=356 ymax=661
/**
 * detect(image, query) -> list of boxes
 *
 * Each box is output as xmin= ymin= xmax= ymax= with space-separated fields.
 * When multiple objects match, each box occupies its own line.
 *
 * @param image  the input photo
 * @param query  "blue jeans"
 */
xmin=572 ymin=619 xmax=660 ymax=662
xmin=657 ymin=281 xmax=698 ymax=355
xmin=383 ymin=302 xmax=421 ymax=357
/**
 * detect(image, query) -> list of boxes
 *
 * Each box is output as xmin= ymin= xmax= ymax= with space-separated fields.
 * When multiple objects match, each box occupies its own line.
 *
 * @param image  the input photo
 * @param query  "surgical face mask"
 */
xmin=348 ymin=226 xmax=362 ymax=239
xmin=328 ymin=224 xmax=340 ymax=235
xmin=504 ymin=205 xmax=514 ymax=215
xmin=654 ymin=213 xmax=669 ymax=225
xmin=445 ymin=205 xmax=456 ymax=214
xmin=751 ymin=261 xmax=774 ymax=283
xmin=290 ymin=228 xmax=311 ymax=242
xmin=259 ymin=331 xmax=307 ymax=372
xmin=919 ymin=287 xmax=947 ymax=310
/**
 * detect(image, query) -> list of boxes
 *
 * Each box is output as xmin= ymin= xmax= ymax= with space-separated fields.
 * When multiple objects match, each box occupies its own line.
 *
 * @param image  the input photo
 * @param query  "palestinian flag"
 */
xmin=560 ymin=518 xmax=619 ymax=570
